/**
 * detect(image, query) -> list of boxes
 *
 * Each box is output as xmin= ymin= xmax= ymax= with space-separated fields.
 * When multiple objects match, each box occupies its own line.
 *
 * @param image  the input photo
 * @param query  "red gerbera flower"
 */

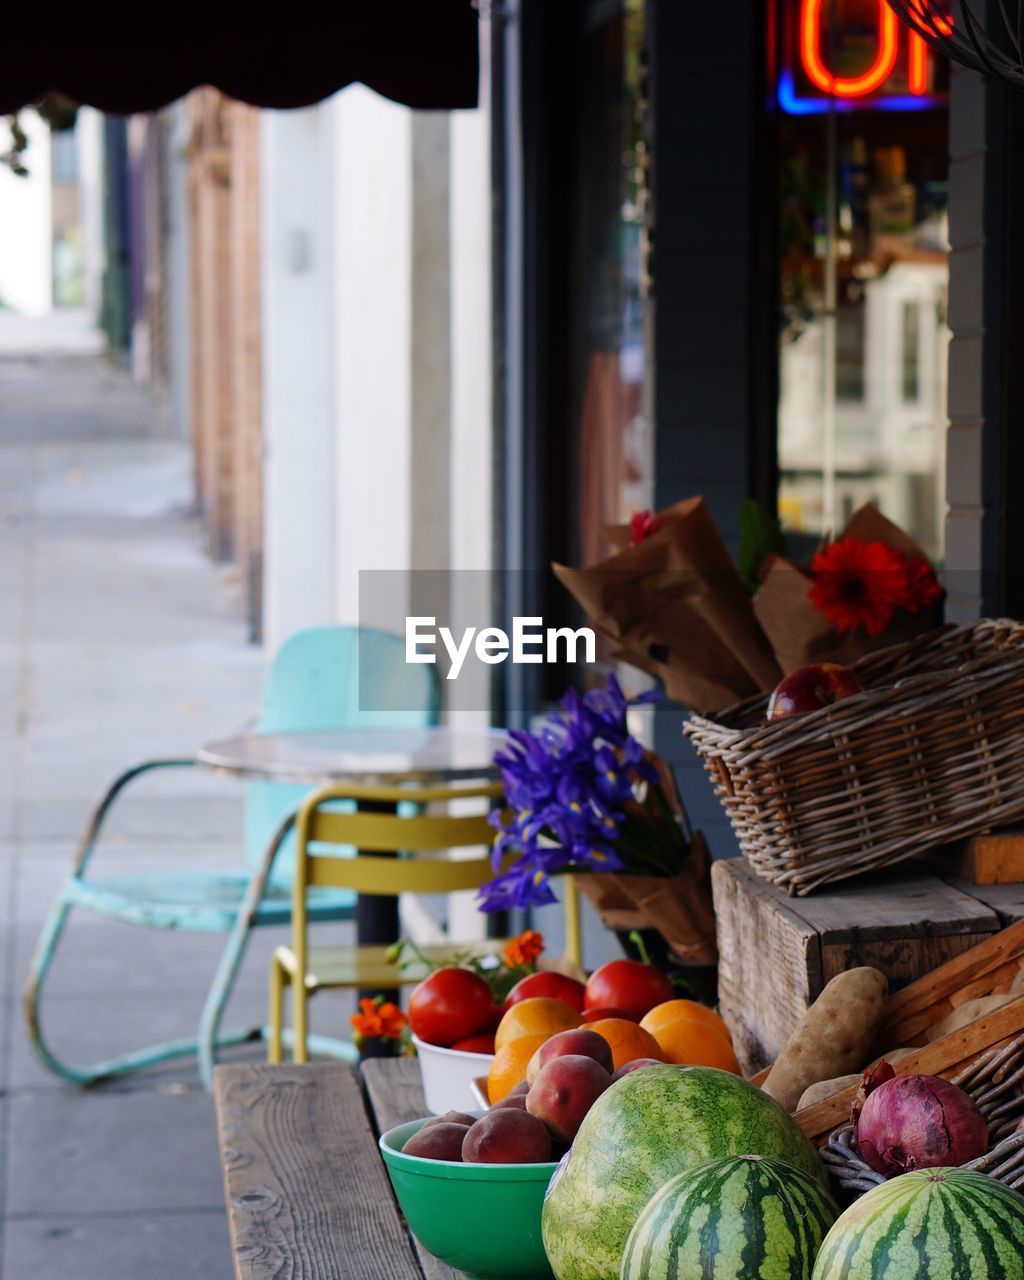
xmin=629 ymin=510 xmax=663 ymax=547
xmin=808 ymin=537 xmax=909 ymax=637
xmin=899 ymin=553 xmax=942 ymax=613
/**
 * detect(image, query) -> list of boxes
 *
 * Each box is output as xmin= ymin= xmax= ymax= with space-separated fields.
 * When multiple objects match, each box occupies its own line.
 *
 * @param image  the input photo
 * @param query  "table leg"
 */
xmin=356 ymin=799 xmax=400 ymax=1006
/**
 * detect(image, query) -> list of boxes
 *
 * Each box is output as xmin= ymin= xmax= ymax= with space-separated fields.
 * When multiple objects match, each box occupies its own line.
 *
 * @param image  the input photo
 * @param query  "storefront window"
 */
xmin=774 ymin=0 xmax=950 ymax=559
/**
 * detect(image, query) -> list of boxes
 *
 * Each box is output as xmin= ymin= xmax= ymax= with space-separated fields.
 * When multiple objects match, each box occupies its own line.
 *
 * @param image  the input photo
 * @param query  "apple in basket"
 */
xmin=767 ymin=662 xmax=864 ymax=721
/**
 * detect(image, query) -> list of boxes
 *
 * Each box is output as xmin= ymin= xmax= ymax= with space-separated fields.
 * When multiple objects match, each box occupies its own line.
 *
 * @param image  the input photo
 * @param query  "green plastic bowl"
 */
xmin=379 ymin=1116 xmax=557 ymax=1280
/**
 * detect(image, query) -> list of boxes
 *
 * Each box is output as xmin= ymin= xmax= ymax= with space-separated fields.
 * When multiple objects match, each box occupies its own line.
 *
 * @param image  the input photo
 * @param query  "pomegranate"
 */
xmin=855 ymin=1072 xmax=989 ymax=1177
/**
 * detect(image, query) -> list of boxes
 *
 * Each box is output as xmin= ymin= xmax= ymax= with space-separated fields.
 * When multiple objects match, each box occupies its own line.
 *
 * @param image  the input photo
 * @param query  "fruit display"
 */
xmin=621 ymin=1155 xmax=837 ymax=1280
xmin=854 ymin=1071 xmax=989 ymax=1176
xmin=541 ymin=1065 xmax=826 ymax=1280
xmin=812 ymin=1167 xmax=1024 ymax=1280
xmin=766 ymin=662 xmax=864 ymax=721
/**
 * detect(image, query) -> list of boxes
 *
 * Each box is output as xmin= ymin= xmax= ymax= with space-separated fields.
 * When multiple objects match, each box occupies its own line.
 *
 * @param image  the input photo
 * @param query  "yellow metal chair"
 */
xmin=268 ymin=780 xmax=582 ymax=1063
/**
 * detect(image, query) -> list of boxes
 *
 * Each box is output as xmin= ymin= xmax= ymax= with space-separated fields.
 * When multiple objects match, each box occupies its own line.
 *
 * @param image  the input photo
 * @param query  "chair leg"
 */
xmin=268 ymin=953 xmax=287 ymax=1064
xmin=197 ymin=898 xmax=264 ymax=1092
xmin=23 ymin=889 xmax=259 ymax=1087
xmin=293 ymin=972 xmax=311 ymax=1064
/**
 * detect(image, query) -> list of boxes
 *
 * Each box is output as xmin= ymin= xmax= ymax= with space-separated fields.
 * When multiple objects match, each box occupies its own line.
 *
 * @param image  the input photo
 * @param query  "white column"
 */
xmin=332 ymin=88 xmax=414 ymax=625
xmin=261 ymin=106 xmax=338 ymax=654
xmin=448 ymin=22 xmax=493 ymax=729
xmin=77 ymin=106 xmax=105 ymax=323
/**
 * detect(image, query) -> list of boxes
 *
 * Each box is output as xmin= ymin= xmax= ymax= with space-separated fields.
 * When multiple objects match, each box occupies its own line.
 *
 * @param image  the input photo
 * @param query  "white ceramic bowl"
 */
xmin=412 ymin=1033 xmax=495 ymax=1114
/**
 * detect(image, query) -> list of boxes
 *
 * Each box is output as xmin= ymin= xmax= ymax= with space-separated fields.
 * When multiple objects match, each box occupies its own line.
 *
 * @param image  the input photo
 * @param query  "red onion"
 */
xmin=855 ymin=1072 xmax=989 ymax=1176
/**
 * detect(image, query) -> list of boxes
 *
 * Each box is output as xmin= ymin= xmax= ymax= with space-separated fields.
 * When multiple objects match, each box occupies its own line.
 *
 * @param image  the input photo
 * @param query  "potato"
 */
xmin=795 ymin=1046 xmax=917 ymax=1111
xmin=924 ymin=993 xmax=1014 ymax=1043
xmin=761 ymin=967 xmax=888 ymax=1113
xmin=796 ymin=1074 xmax=861 ymax=1111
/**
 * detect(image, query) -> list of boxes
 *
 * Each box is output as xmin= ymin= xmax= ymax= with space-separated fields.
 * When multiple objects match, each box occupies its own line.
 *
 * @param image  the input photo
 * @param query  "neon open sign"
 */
xmin=778 ymin=0 xmax=950 ymax=114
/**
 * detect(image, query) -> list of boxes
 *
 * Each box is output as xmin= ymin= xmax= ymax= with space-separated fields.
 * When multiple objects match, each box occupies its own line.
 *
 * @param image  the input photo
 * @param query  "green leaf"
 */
xmin=736 ymin=499 xmax=785 ymax=592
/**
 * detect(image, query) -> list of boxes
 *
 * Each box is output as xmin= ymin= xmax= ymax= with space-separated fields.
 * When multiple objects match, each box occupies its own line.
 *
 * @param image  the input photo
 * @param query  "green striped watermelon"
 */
xmin=621 ymin=1155 xmax=838 ymax=1280
xmin=541 ymin=1065 xmax=826 ymax=1280
xmin=812 ymin=1167 xmax=1024 ymax=1280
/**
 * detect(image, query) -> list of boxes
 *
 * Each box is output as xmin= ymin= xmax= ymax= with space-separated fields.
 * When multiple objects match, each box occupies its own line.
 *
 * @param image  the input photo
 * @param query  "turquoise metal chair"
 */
xmin=22 ymin=626 xmax=441 ymax=1090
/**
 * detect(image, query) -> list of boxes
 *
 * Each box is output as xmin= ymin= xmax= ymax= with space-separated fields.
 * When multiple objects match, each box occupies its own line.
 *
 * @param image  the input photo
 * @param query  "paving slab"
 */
xmin=6 ymin=1085 xmax=228 ymax=1215
xmin=3 ymin=1209 xmax=230 ymax=1280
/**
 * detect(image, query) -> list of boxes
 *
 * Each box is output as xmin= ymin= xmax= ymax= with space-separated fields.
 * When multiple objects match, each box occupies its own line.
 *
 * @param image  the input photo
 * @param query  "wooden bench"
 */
xmin=214 ymin=1058 xmax=459 ymax=1279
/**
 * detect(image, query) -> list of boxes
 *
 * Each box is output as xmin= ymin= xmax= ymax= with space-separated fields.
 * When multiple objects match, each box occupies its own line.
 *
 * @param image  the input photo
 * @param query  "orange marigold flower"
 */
xmin=502 ymin=929 xmax=545 ymax=969
xmin=376 ymin=1001 xmax=408 ymax=1040
xmin=351 ymin=996 xmax=408 ymax=1041
xmin=899 ymin=553 xmax=942 ymax=613
xmin=808 ymin=537 xmax=908 ymax=637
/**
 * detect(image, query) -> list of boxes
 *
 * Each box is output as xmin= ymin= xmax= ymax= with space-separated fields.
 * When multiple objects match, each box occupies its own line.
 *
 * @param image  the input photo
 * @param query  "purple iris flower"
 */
xmin=478 ymin=675 xmax=664 ymax=912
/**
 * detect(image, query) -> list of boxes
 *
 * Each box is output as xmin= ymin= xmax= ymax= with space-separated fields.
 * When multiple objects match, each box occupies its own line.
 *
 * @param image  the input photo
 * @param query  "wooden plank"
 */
xmin=361 ymin=1057 xmax=432 ymax=1131
xmin=361 ymin=1059 xmax=461 ymax=1280
xmin=215 ymin=1062 xmax=423 ymax=1280
xmin=939 ymin=830 xmax=1024 ymax=884
xmin=948 ymin=878 xmax=1024 ymax=926
xmin=880 ymin=917 xmax=1024 ymax=1036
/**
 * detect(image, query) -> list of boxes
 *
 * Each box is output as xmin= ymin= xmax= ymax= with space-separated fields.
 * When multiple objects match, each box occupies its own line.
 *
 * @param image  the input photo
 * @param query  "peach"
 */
xmin=422 ymin=1109 xmax=478 ymax=1129
xmin=526 ymin=1028 xmax=613 ymax=1083
xmin=404 ymin=1122 xmax=470 ymax=1161
xmin=492 ymin=1092 xmax=528 ymax=1111
xmin=462 ymin=1108 xmax=552 ymax=1164
xmin=610 ymin=1057 xmax=665 ymax=1082
xmin=526 ymin=1054 xmax=611 ymax=1143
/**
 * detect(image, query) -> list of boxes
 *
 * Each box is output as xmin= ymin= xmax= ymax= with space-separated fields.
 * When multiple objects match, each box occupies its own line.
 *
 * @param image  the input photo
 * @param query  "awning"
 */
xmin=0 ymin=6 xmax=479 ymax=115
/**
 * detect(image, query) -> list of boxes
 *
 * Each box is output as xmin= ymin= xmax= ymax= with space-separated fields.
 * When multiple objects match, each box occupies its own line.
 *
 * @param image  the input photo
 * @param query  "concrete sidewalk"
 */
xmin=0 ymin=336 xmax=346 ymax=1279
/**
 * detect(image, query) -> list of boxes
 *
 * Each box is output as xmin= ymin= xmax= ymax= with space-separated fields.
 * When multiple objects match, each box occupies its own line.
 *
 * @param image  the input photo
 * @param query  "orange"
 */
xmin=641 ymin=999 xmax=733 ymax=1045
xmin=585 ymin=1018 xmax=666 ymax=1071
xmin=494 ymin=997 xmax=582 ymax=1051
xmin=487 ymin=1033 xmax=549 ymax=1103
xmin=647 ymin=1016 xmax=742 ymax=1074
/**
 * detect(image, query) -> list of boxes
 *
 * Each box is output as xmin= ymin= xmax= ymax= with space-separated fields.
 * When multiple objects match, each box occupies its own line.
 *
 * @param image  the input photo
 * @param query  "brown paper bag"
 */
xmin=753 ymin=504 xmax=943 ymax=675
xmin=553 ymin=497 xmax=782 ymax=713
xmin=572 ymin=833 xmax=718 ymax=965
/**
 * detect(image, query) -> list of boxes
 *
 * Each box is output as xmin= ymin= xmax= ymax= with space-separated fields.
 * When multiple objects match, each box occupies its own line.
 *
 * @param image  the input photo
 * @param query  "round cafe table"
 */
xmin=196 ymin=725 xmax=509 ymax=986
xmin=196 ymin=725 xmax=509 ymax=787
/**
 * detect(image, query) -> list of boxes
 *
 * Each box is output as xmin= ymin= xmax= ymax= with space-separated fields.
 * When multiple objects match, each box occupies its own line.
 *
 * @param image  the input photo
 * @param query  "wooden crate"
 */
xmin=713 ymin=858 xmax=1002 ymax=1074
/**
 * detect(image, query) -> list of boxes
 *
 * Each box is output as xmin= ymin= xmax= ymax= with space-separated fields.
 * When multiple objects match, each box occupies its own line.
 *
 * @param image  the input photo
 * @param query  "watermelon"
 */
xmin=621 ymin=1155 xmax=838 ymax=1280
xmin=812 ymin=1167 xmax=1024 ymax=1280
xmin=541 ymin=1065 xmax=826 ymax=1280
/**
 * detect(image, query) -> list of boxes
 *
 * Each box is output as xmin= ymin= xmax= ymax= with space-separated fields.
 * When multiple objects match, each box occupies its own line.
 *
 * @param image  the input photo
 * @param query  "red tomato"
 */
xmin=504 ymin=971 xmax=587 ymax=1012
xmin=482 ymin=1003 xmax=505 ymax=1033
xmin=581 ymin=1006 xmax=636 ymax=1024
xmin=408 ymin=967 xmax=495 ymax=1046
xmin=450 ymin=1033 xmax=496 ymax=1055
xmin=583 ymin=960 xmax=673 ymax=1022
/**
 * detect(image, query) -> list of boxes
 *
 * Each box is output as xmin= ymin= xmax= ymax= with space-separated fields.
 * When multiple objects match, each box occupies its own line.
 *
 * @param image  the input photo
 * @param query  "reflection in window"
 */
xmin=774 ymin=0 xmax=949 ymax=561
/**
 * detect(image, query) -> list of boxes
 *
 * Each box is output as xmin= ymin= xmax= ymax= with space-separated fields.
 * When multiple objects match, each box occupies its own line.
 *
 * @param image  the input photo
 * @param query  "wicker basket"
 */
xmin=822 ymin=1031 xmax=1024 ymax=1198
xmin=684 ymin=620 xmax=1024 ymax=894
